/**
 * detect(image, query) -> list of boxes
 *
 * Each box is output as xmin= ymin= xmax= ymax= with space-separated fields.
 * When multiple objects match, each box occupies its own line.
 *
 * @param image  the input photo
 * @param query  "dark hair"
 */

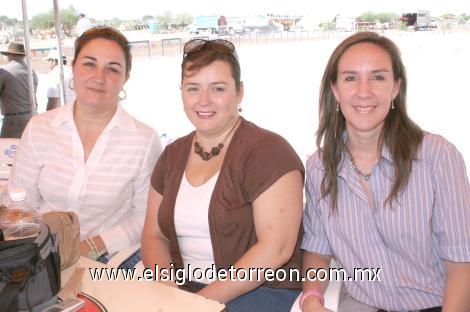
xmin=181 ymin=40 xmax=241 ymax=90
xmin=72 ymin=26 xmax=132 ymax=78
xmin=317 ymin=31 xmax=423 ymax=210
xmin=49 ymin=58 xmax=67 ymax=66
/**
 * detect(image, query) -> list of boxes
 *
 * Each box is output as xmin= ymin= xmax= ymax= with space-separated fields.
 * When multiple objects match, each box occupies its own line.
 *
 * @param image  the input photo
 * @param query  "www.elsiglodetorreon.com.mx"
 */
xmin=88 ymin=263 xmax=381 ymax=285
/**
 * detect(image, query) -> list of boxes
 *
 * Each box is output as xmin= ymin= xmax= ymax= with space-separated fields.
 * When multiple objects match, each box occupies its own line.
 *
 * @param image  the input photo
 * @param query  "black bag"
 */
xmin=0 ymin=222 xmax=61 ymax=312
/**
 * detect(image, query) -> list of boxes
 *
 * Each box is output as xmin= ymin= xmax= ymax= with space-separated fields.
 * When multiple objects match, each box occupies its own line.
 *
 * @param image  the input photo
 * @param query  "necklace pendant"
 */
xmin=350 ymin=159 xmax=371 ymax=181
xmin=193 ymin=117 xmax=240 ymax=161
xmin=211 ymin=147 xmax=221 ymax=156
xmin=202 ymin=152 xmax=211 ymax=161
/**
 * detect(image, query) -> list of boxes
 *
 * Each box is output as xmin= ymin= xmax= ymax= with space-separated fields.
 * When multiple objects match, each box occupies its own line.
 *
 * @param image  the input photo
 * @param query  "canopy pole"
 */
xmin=53 ymin=0 xmax=66 ymax=105
xmin=20 ymin=0 xmax=37 ymax=114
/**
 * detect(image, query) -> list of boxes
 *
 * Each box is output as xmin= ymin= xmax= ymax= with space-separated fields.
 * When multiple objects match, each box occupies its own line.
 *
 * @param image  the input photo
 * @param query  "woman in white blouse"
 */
xmin=10 ymin=27 xmax=162 ymax=265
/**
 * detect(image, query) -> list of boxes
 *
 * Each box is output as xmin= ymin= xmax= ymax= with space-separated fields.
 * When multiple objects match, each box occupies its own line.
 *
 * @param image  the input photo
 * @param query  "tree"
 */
xmin=31 ymin=13 xmax=52 ymax=30
xmin=30 ymin=6 xmax=78 ymax=37
xmin=459 ymin=13 xmax=470 ymax=24
xmin=376 ymin=12 xmax=399 ymax=23
xmin=142 ymin=15 xmax=154 ymax=23
xmin=60 ymin=6 xmax=78 ymax=36
xmin=320 ymin=21 xmax=335 ymax=30
xmin=174 ymin=13 xmax=193 ymax=26
xmin=0 ymin=15 xmax=18 ymax=27
xmin=359 ymin=11 xmax=398 ymax=23
xmin=359 ymin=11 xmax=376 ymax=23
xmin=99 ymin=18 xmax=123 ymax=28
xmin=156 ymin=11 xmax=173 ymax=29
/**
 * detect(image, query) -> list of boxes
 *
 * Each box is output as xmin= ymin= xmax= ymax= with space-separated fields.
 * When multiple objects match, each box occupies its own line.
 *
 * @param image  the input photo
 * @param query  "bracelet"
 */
xmin=85 ymin=238 xmax=101 ymax=261
xmin=299 ymin=289 xmax=325 ymax=310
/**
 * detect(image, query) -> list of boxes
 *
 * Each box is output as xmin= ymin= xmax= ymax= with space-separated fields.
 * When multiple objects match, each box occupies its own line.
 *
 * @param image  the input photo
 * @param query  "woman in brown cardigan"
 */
xmin=142 ymin=39 xmax=304 ymax=311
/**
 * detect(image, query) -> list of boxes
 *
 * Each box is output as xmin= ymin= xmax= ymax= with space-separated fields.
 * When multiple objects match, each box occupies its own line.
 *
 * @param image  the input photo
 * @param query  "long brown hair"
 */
xmin=317 ymin=32 xmax=423 ymax=210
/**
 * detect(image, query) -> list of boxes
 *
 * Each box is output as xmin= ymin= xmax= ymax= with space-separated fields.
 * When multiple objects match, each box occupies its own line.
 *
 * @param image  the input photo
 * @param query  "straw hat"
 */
xmin=0 ymin=42 xmax=26 ymax=55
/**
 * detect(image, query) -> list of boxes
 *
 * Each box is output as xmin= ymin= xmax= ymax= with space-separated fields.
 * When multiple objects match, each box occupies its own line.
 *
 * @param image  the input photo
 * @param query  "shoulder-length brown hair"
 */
xmin=316 ymin=31 xmax=423 ymax=210
xmin=181 ymin=42 xmax=242 ymax=91
xmin=72 ymin=26 xmax=132 ymax=78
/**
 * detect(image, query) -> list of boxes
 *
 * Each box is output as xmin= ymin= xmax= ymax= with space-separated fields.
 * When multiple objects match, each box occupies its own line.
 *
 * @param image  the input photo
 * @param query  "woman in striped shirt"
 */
xmin=300 ymin=32 xmax=470 ymax=311
xmin=9 ymin=27 xmax=162 ymax=265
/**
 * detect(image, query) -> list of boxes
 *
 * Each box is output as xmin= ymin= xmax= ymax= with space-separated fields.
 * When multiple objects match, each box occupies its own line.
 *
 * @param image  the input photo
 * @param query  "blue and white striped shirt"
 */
xmin=301 ymin=133 xmax=470 ymax=311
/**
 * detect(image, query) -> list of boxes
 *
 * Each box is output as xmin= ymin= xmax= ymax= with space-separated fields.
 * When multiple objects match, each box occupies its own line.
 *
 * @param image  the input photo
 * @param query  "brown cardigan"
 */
xmin=151 ymin=118 xmax=305 ymax=291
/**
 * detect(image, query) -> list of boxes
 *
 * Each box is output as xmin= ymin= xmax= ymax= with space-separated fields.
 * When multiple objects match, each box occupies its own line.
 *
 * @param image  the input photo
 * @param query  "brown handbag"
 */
xmin=42 ymin=211 xmax=80 ymax=271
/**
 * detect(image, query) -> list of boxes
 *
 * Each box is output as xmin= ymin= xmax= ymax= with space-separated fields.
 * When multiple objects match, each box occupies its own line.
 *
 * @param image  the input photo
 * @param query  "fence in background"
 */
xmin=128 ymin=30 xmax=349 ymax=58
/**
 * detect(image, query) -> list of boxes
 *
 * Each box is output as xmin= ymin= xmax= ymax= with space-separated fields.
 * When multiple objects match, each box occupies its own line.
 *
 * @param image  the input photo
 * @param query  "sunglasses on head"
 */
xmin=183 ymin=39 xmax=238 ymax=62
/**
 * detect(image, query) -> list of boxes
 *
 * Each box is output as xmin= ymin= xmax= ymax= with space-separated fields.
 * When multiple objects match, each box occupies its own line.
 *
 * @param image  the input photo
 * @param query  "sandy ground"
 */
xmin=33 ymin=30 xmax=470 ymax=170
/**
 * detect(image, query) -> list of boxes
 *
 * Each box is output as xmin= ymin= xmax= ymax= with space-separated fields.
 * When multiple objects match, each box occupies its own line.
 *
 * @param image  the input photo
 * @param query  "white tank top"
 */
xmin=174 ymin=171 xmax=219 ymax=284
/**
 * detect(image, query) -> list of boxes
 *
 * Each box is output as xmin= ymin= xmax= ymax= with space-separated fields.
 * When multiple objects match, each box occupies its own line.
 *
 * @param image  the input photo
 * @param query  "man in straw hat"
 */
xmin=0 ymin=42 xmax=38 ymax=138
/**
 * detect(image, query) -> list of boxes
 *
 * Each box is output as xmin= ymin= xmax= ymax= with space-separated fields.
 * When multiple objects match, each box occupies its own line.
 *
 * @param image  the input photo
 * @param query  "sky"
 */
xmin=3 ymin=0 xmax=470 ymax=20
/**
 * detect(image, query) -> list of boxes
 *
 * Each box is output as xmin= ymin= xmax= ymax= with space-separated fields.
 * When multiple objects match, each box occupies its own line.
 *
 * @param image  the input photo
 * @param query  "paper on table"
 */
xmin=62 ymin=257 xmax=226 ymax=312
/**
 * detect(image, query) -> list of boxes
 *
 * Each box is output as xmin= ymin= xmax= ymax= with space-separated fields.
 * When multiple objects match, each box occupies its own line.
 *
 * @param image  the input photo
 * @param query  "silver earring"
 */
xmin=119 ymin=89 xmax=127 ymax=101
xmin=391 ymin=99 xmax=395 ymax=110
xmin=69 ymin=79 xmax=74 ymax=90
xmin=336 ymin=102 xmax=339 ymax=112
xmin=238 ymin=106 xmax=242 ymax=113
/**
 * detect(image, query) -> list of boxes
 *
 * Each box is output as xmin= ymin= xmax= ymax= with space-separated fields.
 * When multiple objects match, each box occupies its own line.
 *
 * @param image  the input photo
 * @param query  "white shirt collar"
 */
xmin=50 ymin=102 xmax=137 ymax=131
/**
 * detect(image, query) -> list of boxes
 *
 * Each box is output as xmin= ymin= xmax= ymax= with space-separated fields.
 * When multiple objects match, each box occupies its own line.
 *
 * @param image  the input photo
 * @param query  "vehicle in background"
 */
xmin=401 ymin=10 xmax=436 ymax=31
xmin=0 ymin=33 xmax=9 ymax=44
xmin=356 ymin=21 xmax=376 ymax=31
xmin=217 ymin=15 xmax=228 ymax=35
xmin=187 ymin=15 xmax=220 ymax=34
xmin=148 ymin=21 xmax=160 ymax=33
xmin=226 ymin=17 xmax=246 ymax=35
xmin=335 ymin=16 xmax=357 ymax=31
xmin=242 ymin=15 xmax=283 ymax=33
xmin=186 ymin=14 xmax=283 ymax=35
xmin=292 ymin=15 xmax=323 ymax=31
xmin=270 ymin=14 xmax=303 ymax=31
xmin=2 ymin=30 xmax=26 ymax=43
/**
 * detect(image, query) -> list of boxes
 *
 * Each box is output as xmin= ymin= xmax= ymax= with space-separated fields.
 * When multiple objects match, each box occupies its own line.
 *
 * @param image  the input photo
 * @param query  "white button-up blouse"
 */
xmin=9 ymin=103 xmax=162 ymax=254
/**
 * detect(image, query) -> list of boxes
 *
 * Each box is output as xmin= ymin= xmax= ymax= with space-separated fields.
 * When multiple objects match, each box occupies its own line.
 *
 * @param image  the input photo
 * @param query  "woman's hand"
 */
xmin=79 ymin=240 xmax=90 ymax=258
xmin=141 ymin=187 xmax=177 ymax=288
xmin=302 ymin=296 xmax=333 ymax=312
xmin=301 ymin=252 xmax=332 ymax=312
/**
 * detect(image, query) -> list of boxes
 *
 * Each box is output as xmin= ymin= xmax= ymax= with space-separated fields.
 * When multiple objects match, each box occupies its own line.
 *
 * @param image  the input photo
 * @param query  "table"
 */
xmin=61 ymin=257 xmax=226 ymax=311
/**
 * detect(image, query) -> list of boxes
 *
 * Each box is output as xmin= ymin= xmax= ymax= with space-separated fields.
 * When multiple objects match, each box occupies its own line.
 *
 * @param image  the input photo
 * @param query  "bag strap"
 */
xmin=0 ymin=267 xmax=28 ymax=312
xmin=0 ymin=282 xmax=21 ymax=312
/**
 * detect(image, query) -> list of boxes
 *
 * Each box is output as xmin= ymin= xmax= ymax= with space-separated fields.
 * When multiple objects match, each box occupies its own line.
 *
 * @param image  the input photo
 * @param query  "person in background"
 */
xmin=45 ymin=49 xmax=75 ymax=110
xmin=0 ymin=42 xmax=38 ymax=138
xmin=75 ymin=13 xmax=92 ymax=37
xmin=142 ymin=39 xmax=304 ymax=311
xmin=10 ymin=27 xmax=162 ymax=268
xmin=300 ymin=32 xmax=470 ymax=312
